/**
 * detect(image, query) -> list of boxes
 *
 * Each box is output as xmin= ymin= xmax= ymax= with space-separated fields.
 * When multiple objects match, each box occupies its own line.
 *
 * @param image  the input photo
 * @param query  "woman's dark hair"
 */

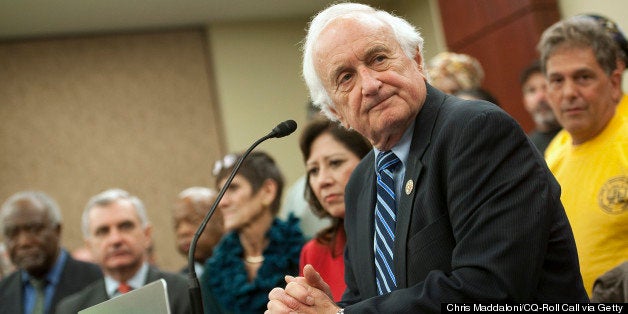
xmin=519 ymin=60 xmax=542 ymax=86
xmin=299 ymin=118 xmax=371 ymax=252
xmin=213 ymin=151 xmax=284 ymax=215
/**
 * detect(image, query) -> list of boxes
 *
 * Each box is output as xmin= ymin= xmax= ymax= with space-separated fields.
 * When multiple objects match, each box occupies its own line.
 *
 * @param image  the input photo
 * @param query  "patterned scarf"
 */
xmin=202 ymin=215 xmax=304 ymax=313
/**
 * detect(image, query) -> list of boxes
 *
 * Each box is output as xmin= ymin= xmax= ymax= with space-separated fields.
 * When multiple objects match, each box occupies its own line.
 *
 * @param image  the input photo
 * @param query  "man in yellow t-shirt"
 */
xmin=540 ymin=16 xmax=628 ymax=296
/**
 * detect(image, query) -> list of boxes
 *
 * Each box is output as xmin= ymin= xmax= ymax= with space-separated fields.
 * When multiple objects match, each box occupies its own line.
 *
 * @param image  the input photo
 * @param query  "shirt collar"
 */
xmin=373 ymin=120 xmax=415 ymax=167
xmin=194 ymin=261 xmax=205 ymax=278
xmin=104 ymin=262 xmax=149 ymax=297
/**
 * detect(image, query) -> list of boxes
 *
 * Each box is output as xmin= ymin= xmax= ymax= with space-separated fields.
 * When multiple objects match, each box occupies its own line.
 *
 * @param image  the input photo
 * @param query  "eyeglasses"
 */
xmin=212 ymin=154 xmax=238 ymax=176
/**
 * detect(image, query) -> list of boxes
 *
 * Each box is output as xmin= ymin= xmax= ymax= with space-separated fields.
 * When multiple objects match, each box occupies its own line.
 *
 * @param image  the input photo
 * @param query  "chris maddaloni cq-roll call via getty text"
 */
xmin=443 ymin=303 xmax=625 ymax=313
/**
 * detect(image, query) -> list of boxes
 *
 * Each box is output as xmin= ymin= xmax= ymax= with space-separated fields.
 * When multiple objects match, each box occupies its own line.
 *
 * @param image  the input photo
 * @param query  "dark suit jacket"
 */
xmin=340 ymin=85 xmax=588 ymax=313
xmin=55 ymin=265 xmax=190 ymax=314
xmin=0 ymin=254 xmax=102 ymax=314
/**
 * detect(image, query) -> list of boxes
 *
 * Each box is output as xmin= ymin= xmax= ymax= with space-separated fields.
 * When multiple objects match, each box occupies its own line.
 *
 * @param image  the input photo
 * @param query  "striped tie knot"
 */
xmin=376 ymin=151 xmax=400 ymax=174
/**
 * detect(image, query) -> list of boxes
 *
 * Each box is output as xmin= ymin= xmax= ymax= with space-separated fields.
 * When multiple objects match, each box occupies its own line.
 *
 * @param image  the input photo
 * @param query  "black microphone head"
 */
xmin=270 ymin=120 xmax=297 ymax=138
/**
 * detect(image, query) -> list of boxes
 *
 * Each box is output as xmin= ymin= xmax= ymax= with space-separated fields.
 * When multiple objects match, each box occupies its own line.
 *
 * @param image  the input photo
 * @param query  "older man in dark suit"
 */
xmin=56 ymin=189 xmax=190 ymax=314
xmin=266 ymin=3 xmax=589 ymax=313
xmin=0 ymin=191 xmax=102 ymax=314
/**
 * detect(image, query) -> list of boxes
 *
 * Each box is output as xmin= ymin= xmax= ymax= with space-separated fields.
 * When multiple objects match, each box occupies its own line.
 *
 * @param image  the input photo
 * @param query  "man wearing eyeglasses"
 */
xmin=0 ymin=191 xmax=102 ymax=314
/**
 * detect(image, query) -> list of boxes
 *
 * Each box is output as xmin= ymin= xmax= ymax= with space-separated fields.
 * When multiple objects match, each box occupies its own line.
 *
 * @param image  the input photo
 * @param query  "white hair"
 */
xmin=178 ymin=187 xmax=216 ymax=202
xmin=177 ymin=187 xmax=217 ymax=215
xmin=302 ymin=2 xmax=425 ymax=120
xmin=0 ymin=191 xmax=62 ymax=234
xmin=81 ymin=188 xmax=148 ymax=238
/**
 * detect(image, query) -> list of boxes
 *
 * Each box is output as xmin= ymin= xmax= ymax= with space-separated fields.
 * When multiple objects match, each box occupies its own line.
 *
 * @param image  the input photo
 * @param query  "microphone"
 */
xmin=188 ymin=119 xmax=298 ymax=314
xmin=268 ymin=119 xmax=297 ymax=138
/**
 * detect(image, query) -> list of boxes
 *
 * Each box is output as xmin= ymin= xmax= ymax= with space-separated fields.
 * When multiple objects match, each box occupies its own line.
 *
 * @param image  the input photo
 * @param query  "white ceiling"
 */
xmin=0 ymin=0 xmax=380 ymax=40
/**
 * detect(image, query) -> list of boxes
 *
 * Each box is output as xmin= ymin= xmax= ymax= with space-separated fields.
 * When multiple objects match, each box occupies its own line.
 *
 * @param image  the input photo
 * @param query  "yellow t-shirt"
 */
xmin=619 ymin=94 xmax=628 ymax=118
xmin=545 ymin=108 xmax=628 ymax=295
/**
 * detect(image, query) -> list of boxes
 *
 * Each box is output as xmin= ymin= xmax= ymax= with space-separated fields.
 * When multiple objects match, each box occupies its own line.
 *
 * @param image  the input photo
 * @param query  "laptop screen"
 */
xmin=79 ymin=279 xmax=171 ymax=314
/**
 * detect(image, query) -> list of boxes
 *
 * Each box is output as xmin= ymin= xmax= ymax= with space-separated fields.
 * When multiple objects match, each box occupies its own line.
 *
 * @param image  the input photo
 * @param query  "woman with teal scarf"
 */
xmin=201 ymin=151 xmax=304 ymax=313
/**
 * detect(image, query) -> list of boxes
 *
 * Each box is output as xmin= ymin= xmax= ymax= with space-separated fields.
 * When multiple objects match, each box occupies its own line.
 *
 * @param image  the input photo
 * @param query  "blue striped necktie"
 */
xmin=374 ymin=150 xmax=400 ymax=295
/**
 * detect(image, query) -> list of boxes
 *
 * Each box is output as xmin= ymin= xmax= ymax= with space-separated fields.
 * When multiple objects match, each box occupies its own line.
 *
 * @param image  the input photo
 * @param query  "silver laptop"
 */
xmin=79 ymin=279 xmax=171 ymax=314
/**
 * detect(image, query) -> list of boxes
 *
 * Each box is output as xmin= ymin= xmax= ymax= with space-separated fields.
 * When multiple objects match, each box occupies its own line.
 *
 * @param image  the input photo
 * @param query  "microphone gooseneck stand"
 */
xmin=187 ymin=120 xmax=297 ymax=314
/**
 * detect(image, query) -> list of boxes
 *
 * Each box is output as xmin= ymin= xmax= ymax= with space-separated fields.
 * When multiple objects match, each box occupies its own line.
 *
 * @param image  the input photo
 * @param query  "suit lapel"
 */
xmin=83 ymin=280 xmax=109 ymax=307
xmin=394 ymin=84 xmax=444 ymax=288
xmin=356 ymin=152 xmax=378 ymax=297
xmin=95 ymin=281 xmax=110 ymax=302
xmin=145 ymin=266 xmax=160 ymax=285
xmin=51 ymin=255 xmax=74 ymax=306
xmin=5 ymin=272 xmax=24 ymax=314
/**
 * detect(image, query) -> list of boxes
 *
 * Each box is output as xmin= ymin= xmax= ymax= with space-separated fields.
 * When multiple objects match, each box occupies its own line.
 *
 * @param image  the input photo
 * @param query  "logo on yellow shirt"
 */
xmin=598 ymin=176 xmax=628 ymax=214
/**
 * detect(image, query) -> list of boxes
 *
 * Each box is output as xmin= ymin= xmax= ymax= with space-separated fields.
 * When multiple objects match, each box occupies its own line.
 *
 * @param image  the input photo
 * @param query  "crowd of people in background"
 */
xmin=1 ymin=2 xmax=627 ymax=314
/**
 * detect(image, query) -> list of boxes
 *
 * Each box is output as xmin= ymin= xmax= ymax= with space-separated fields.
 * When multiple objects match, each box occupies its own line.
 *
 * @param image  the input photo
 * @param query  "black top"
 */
xmin=528 ymin=127 xmax=561 ymax=154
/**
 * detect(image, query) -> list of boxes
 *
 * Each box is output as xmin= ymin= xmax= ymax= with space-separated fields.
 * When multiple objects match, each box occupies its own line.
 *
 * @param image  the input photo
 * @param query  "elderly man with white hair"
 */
xmin=172 ymin=186 xmax=224 ymax=276
xmin=267 ymin=3 xmax=588 ymax=313
xmin=0 ymin=191 xmax=101 ymax=314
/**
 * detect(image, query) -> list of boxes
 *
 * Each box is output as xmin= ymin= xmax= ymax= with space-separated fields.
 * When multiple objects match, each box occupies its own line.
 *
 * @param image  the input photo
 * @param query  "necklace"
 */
xmin=207 ymin=216 xmax=304 ymax=313
xmin=244 ymin=255 xmax=265 ymax=264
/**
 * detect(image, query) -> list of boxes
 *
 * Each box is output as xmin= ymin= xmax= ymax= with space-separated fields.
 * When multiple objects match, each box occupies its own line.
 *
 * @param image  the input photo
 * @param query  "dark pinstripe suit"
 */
xmin=339 ymin=85 xmax=588 ymax=313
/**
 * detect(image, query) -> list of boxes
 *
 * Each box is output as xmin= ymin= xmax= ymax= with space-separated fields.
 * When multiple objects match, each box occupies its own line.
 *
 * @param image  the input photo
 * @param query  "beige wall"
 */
xmin=207 ymin=19 xmax=310 ymax=189
xmin=0 ymin=30 xmax=224 ymax=271
xmin=392 ymin=0 xmax=447 ymax=61
xmin=558 ymin=0 xmax=627 ymax=36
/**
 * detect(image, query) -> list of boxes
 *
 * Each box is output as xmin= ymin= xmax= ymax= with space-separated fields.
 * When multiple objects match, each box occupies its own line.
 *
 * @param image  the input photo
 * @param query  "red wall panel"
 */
xmin=438 ymin=0 xmax=560 ymax=132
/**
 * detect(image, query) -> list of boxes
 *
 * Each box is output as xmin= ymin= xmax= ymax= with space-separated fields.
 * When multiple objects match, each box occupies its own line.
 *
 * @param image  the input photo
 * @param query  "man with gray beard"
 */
xmin=520 ymin=60 xmax=562 ymax=153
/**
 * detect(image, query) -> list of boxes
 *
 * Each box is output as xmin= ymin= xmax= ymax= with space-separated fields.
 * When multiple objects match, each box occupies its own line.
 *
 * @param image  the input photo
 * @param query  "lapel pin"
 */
xmin=405 ymin=179 xmax=414 ymax=195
